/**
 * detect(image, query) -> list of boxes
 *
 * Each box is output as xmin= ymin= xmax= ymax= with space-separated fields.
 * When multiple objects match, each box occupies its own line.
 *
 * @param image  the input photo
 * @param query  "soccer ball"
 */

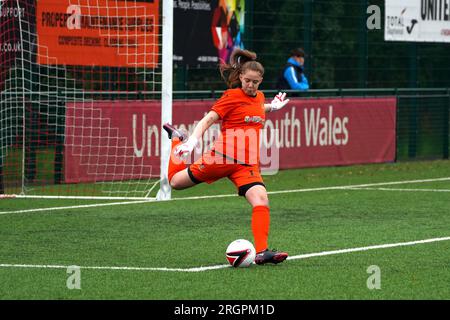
xmin=226 ymin=239 xmax=256 ymax=268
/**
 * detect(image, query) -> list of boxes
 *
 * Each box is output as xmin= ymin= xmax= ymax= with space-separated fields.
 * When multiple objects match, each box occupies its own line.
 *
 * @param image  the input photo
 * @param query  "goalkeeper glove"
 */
xmin=269 ymin=92 xmax=290 ymax=112
xmin=173 ymin=136 xmax=199 ymax=159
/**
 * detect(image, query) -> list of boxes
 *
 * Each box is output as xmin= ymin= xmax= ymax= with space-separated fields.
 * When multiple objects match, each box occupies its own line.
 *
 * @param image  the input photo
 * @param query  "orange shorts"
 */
xmin=187 ymin=151 xmax=265 ymax=196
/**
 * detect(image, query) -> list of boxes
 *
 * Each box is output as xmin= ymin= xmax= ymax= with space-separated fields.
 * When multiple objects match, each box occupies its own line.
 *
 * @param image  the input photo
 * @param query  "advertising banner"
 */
xmin=64 ymin=101 xmax=162 ymax=183
xmin=64 ymin=97 xmax=397 ymax=183
xmin=174 ymin=0 xmax=245 ymax=65
xmin=36 ymin=0 xmax=159 ymax=67
xmin=266 ymin=97 xmax=397 ymax=169
xmin=385 ymin=0 xmax=450 ymax=42
xmin=0 ymin=0 xmax=25 ymax=91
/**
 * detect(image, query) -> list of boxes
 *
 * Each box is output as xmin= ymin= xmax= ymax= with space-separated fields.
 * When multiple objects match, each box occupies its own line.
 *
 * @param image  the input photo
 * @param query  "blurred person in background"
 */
xmin=276 ymin=47 xmax=309 ymax=91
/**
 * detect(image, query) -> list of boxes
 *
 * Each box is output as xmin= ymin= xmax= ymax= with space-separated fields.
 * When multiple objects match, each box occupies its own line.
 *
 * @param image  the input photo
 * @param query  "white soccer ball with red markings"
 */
xmin=226 ymin=239 xmax=256 ymax=268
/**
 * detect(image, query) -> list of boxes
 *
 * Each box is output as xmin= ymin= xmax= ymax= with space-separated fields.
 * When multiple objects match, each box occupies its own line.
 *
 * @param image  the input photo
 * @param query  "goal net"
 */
xmin=0 ymin=0 xmax=172 ymax=200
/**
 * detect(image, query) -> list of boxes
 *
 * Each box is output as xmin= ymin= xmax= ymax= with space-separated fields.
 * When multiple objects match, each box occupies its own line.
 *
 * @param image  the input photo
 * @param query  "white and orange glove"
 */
xmin=268 ymin=92 xmax=290 ymax=112
xmin=173 ymin=136 xmax=199 ymax=159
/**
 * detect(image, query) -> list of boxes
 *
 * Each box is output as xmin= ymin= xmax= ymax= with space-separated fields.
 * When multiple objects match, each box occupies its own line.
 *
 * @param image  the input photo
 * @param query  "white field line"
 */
xmin=266 ymin=176 xmax=450 ymax=195
xmin=287 ymin=236 xmax=450 ymax=260
xmin=1 ymin=176 xmax=450 ymax=216
xmin=0 ymin=236 xmax=449 ymax=273
xmin=0 ymin=199 xmax=155 ymax=216
xmin=347 ymin=187 xmax=450 ymax=192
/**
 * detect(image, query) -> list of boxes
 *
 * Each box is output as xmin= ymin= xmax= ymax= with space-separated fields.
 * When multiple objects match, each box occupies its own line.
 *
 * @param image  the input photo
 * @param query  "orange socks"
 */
xmin=251 ymin=206 xmax=270 ymax=253
xmin=168 ymin=138 xmax=187 ymax=183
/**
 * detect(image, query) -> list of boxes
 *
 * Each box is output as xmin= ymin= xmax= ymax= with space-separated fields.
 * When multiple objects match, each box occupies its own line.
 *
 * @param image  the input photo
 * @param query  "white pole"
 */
xmin=157 ymin=0 xmax=173 ymax=200
xmin=16 ymin=0 xmax=27 ymax=195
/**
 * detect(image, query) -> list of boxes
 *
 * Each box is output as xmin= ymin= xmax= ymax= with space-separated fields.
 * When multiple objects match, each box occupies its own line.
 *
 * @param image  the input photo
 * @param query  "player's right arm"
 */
xmin=191 ymin=111 xmax=220 ymax=141
xmin=174 ymin=90 xmax=234 ymax=158
xmin=173 ymin=111 xmax=219 ymax=158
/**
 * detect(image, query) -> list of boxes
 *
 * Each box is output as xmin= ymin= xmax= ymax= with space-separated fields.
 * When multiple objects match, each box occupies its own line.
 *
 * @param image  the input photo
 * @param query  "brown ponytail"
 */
xmin=219 ymin=49 xmax=265 ymax=88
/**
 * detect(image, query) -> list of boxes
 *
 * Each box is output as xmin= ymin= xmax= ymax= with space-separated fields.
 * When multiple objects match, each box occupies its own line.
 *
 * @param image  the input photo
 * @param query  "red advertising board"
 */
xmin=267 ymin=97 xmax=397 ymax=168
xmin=64 ymin=101 xmax=161 ymax=183
xmin=64 ymin=97 xmax=396 ymax=183
xmin=36 ymin=0 xmax=159 ymax=67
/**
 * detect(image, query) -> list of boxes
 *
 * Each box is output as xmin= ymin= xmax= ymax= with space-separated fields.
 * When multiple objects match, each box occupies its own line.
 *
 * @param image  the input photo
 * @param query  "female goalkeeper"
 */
xmin=163 ymin=49 xmax=289 ymax=265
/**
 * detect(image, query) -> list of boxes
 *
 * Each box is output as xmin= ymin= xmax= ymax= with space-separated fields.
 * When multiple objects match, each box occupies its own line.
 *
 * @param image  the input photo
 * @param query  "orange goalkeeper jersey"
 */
xmin=211 ymin=88 xmax=266 ymax=165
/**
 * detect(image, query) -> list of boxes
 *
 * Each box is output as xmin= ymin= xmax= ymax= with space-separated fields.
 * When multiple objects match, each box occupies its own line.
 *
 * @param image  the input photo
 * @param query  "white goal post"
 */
xmin=157 ymin=0 xmax=173 ymax=201
xmin=0 ymin=0 xmax=173 ymax=200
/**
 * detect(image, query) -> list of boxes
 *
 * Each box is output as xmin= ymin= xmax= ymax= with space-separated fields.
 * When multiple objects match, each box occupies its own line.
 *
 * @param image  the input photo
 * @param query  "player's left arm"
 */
xmin=264 ymin=92 xmax=290 ymax=112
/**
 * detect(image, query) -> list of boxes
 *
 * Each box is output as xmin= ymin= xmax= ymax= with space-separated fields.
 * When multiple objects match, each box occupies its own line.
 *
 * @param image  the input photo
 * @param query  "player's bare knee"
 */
xmin=169 ymin=179 xmax=182 ymax=190
xmin=259 ymin=197 xmax=270 ymax=207
xmin=260 ymin=192 xmax=269 ymax=205
xmin=252 ymin=195 xmax=269 ymax=207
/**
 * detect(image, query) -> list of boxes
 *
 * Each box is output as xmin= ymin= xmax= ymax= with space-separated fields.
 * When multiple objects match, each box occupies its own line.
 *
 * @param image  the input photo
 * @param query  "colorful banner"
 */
xmin=385 ymin=0 xmax=450 ymax=43
xmin=64 ymin=97 xmax=396 ymax=183
xmin=174 ymin=0 xmax=245 ymax=65
xmin=36 ymin=0 xmax=159 ymax=67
